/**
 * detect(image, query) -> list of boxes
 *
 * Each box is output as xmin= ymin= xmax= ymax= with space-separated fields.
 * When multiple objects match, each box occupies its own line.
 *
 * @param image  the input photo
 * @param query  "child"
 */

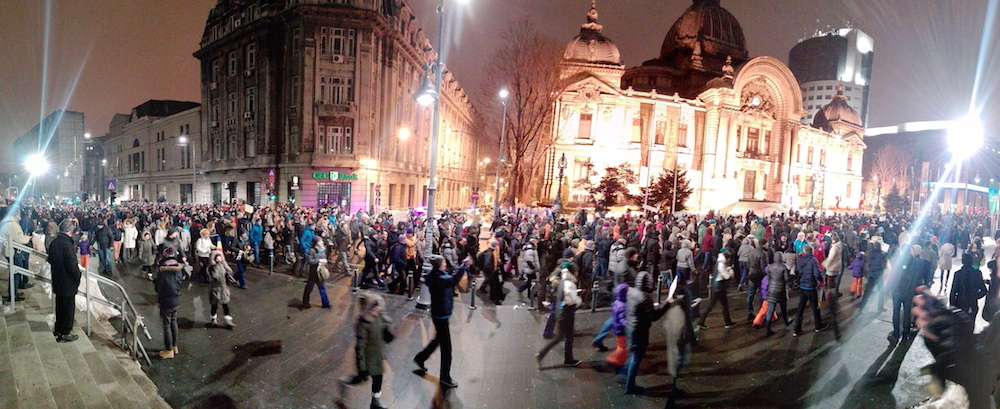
xmin=79 ymin=233 xmax=91 ymax=271
xmin=139 ymin=231 xmax=156 ymax=281
xmin=209 ymin=250 xmax=235 ymax=327
xmin=338 ymin=293 xmax=392 ymax=409
xmin=848 ymin=251 xmax=865 ymax=299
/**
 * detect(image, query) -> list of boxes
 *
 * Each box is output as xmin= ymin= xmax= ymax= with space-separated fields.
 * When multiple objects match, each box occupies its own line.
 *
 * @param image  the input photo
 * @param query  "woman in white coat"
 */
xmin=938 ymin=240 xmax=955 ymax=295
xmin=122 ymin=219 xmax=139 ymax=263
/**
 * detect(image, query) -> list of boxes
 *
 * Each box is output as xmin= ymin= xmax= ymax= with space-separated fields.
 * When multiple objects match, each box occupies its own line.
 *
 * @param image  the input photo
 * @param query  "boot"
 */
xmin=173 ymin=346 xmax=179 ymax=355
xmin=224 ymin=315 xmax=236 ymax=327
xmin=211 ymin=314 xmax=218 ymax=326
xmin=370 ymin=396 xmax=388 ymax=409
xmin=158 ymin=350 xmax=175 ymax=359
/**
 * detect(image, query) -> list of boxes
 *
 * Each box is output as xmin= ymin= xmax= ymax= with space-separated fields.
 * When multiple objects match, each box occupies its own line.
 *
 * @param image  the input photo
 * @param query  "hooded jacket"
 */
xmin=849 ymin=252 xmax=865 ymax=278
xmin=625 ymin=271 xmax=668 ymax=348
xmin=766 ymin=252 xmax=790 ymax=302
xmin=795 ymin=253 xmax=824 ymax=290
xmin=608 ymin=241 xmax=628 ymax=274
xmin=611 ymin=283 xmax=629 ymax=336
xmin=518 ymin=243 xmax=540 ymax=276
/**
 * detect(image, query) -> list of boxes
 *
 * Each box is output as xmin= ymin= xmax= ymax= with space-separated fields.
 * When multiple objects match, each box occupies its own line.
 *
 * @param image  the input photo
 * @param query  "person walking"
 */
xmin=208 ymin=250 xmax=236 ymax=327
xmin=48 ymin=221 xmax=81 ymax=342
xmin=138 ymin=231 xmax=156 ymax=281
xmin=516 ymin=239 xmax=540 ymax=298
xmin=154 ymin=251 xmax=183 ymax=358
xmin=621 ymin=271 xmax=669 ymax=394
xmin=535 ymin=263 xmax=583 ymax=368
xmin=301 ymin=240 xmax=332 ymax=309
xmin=413 ymin=255 xmax=465 ymax=388
xmin=338 ymin=293 xmax=393 ymax=409
xmin=861 ymin=236 xmax=888 ymax=312
xmin=764 ymin=251 xmax=791 ymax=337
xmin=78 ymin=232 xmax=91 ymax=272
xmin=195 ymin=229 xmax=214 ymax=283
xmin=592 ymin=282 xmax=629 ymax=354
xmin=792 ymin=245 xmax=828 ymax=336
xmin=696 ymin=249 xmax=736 ymax=330
xmin=938 ymin=240 xmax=955 ymax=295
xmin=950 ymin=253 xmax=987 ymax=335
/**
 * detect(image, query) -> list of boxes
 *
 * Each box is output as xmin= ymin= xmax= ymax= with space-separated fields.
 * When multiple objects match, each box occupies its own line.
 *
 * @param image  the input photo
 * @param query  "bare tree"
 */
xmin=864 ymin=145 xmax=913 ymax=210
xmin=481 ymin=19 xmax=564 ymax=205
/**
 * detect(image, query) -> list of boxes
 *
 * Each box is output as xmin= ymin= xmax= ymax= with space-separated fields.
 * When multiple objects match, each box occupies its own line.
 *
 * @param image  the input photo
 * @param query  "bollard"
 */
xmin=351 ymin=265 xmax=361 ymax=293
xmin=591 ymin=279 xmax=599 ymax=313
xmin=655 ymin=273 xmax=662 ymax=305
xmin=469 ymin=279 xmax=478 ymax=310
xmin=269 ymin=249 xmax=274 ymax=275
xmin=527 ymin=278 xmax=535 ymax=310
xmin=406 ymin=270 xmax=414 ymax=301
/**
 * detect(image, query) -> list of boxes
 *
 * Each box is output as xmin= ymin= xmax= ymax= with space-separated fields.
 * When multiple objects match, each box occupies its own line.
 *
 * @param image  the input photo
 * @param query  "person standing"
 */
xmin=950 ymin=254 xmax=987 ymax=335
xmin=861 ymin=236 xmax=888 ymax=312
xmin=413 ymin=255 xmax=465 ymax=388
xmin=477 ymin=239 xmax=504 ymax=305
xmin=1 ymin=208 xmax=33 ymax=300
xmin=122 ymin=219 xmax=138 ymax=263
xmin=823 ymin=233 xmax=844 ymax=295
xmin=48 ymin=221 xmax=81 ymax=342
xmin=938 ymin=240 xmax=955 ymax=295
xmin=339 ymin=294 xmax=393 ymax=409
xmin=302 ymin=240 xmax=332 ymax=309
xmin=93 ymin=219 xmax=114 ymax=277
xmin=208 ymin=250 xmax=236 ymax=327
xmin=792 ymin=245 xmax=828 ymax=336
xmin=764 ymin=251 xmax=791 ymax=337
xmin=154 ymin=252 xmax=183 ymax=359
xmin=138 ymin=232 xmax=156 ymax=281
xmin=891 ymin=245 xmax=927 ymax=341
xmin=535 ymin=264 xmax=583 ymax=368
xmin=78 ymin=232 xmax=91 ymax=271
xmin=195 ymin=229 xmax=214 ymax=283
xmin=249 ymin=219 xmax=263 ymax=267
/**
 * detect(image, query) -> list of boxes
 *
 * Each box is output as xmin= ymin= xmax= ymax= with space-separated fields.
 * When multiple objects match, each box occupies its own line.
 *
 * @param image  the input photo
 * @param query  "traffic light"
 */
xmin=267 ymin=189 xmax=276 ymax=201
xmin=110 ymin=190 xmax=117 ymax=205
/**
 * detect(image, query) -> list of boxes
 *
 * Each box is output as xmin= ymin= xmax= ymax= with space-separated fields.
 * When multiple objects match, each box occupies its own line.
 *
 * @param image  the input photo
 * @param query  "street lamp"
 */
xmin=412 ymin=0 xmax=470 ymax=309
xmin=84 ymin=132 xmax=91 ymax=139
xmin=554 ymin=153 xmax=567 ymax=215
xmin=874 ymin=175 xmax=882 ymax=213
xmin=174 ymin=135 xmax=197 ymax=204
xmin=947 ymin=115 xmax=984 ymax=160
xmin=493 ymin=87 xmax=509 ymax=220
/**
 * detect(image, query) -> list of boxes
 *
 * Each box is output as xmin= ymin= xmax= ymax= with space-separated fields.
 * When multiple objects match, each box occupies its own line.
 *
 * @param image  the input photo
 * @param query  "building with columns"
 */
xmin=547 ymin=0 xmax=866 ymax=213
xmin=194 ymin=0 xmax=480 ymax=212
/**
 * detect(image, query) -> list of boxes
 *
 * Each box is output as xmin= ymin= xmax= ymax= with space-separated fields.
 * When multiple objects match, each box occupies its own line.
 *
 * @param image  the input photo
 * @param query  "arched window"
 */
xmin=132 ymin=139 xmax=140 ymax=148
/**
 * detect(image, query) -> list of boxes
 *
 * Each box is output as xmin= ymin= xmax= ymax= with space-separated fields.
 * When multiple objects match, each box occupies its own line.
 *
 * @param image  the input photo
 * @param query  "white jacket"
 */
xmin=716 ymin=254 xmax=734 ymax=281
xmin=0 ymin=221 xmax=31 ymax=258
xmin=561 ymin=271 xmax=583 ymax=307
xmin=196 ymin=237 xmax=214 ymax=258
xmin=123 ymin=226 xmax=138 ymax=249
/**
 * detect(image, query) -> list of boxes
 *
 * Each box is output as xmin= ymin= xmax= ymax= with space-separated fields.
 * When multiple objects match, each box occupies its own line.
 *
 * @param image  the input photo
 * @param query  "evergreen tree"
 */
xmin=883 ymin=185 xmax=908 ymax=214
xmin=638 ymin=170 xmax=693 ymax=212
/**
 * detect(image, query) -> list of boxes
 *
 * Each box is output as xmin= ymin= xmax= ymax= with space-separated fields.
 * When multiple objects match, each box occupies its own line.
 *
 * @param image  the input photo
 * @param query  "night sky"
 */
xmin=1 ymin=0 xmax=997 ymax=171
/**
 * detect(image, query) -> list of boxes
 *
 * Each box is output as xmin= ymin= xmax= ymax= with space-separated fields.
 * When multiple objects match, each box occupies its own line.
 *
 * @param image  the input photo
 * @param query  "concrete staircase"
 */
xmin=1 ymin=286 xmax=170 ymax=409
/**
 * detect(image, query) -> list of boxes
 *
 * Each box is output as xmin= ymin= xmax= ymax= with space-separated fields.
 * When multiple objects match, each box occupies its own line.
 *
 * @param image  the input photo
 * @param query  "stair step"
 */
xmin=22 ymin=300 xmax=88 ymax=409
xmin=6 ymin=310 xmax=58 ymax=409
xmin=88 ymin=330 xmax=152 ymax=409
xmin=58 ymin=341 xmax=115 ymax=409
xmin=0 ymin=302 xmax=20 ymax=409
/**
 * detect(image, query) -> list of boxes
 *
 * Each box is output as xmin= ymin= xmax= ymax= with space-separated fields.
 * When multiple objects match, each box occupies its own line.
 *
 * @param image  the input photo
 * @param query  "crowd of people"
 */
xmin=4 ymin=198 xmax=1000 ymax=408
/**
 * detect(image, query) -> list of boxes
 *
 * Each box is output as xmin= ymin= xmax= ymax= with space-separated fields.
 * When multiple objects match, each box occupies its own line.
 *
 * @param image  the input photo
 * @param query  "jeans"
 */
xmin=235 ymin=260 xmax=246 ymax=287
xmin=414 ymin=318 xmax=453 ymax=381
xmin=339 ymin=251 xmax=351 ymax=274
xmin=746 ymin=278 xmax=760 ymax=315
xmin=302 ymin=264 xmax=330 ymax=307
xmin=99 ymin=248 xmax=113 ymax=276
xmin=160 ymin=306 xmax=178 ymax=349
xmin=738 ymin=261 xmax=749 ymax=286
xmin=764 ymin=299 xmax=788 ymax=332
xmin=623 ymin=342 xmax=648 ymax=392
xmin=593 ymin=257 xmax=609 ymax=280
xmin=697 ymin=281 xmax=732 ymax=326
xmin=793 ymin=289 xmax=824 ymax=333
xmin=538 ymin=304 xmax=577 ymax=363
xmin=891 ymin=295 xmax=913 ymax=338
xmin=860 ymin=275 xmax=885 ymax=311
xmin=517 ymin=274 xmax=536 ymax=293
xmin=699 ymin=251 xmax=712 ymax=271
xmin=592 ymin=315 xmax=614 ymax=346
xmin=197 ymin=257 xmax=211 ymax=282
xmin=251 ymin=242 xmax=260 ymax=264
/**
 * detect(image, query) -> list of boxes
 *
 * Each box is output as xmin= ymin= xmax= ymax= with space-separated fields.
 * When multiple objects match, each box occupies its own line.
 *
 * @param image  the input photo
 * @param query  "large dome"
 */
xmin=563 ymin=2 xmax=622 ymax=66
xmin=660 ymin=0 xmax=748 ymax=64
xmin=813 ymin=85 xmax=862 ymax=132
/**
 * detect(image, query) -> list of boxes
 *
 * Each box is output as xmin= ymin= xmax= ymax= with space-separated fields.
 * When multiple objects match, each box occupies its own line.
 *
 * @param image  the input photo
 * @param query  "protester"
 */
xmin=48 ymin=220 xmax=81 ymax=342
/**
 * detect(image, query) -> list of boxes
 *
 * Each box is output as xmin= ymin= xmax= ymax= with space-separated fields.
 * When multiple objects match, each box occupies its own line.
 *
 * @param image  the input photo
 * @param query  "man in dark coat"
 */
xmin=92 ymin=219 xmax=115 ymax=277
xmin=48 ymin=221 xmax=81 ymax=342
xmin=951 ymin=253 xmax=988 ymax=335
xmin=891 ymin=244 xmax=929 ymax=341
xmin=414 ymin=255 xmax=465 ymax=388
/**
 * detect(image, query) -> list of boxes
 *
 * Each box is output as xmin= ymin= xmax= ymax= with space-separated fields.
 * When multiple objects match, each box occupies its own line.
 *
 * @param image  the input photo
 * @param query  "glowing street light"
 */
xmin=483 ymin=157 xmax=491 ymax=164
xmin=947 ymin=115 xmax=984 ymax=159
xmin=24 ymin=153 xmax=50 ymax=176
xmin=398 ymin=127 xmax=411 ymax=141
xmin=84 ymin=132 xmax=91 ymax=139
xmin=414 ymin=76 xmax=438 ymax=106
xmin=178 ymin=135 xmax=188 ymax=144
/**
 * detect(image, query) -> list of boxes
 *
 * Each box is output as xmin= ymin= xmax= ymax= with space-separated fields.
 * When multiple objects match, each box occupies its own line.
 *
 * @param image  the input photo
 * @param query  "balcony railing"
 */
xmin=317 ymin=103 xmax=354 ymax=117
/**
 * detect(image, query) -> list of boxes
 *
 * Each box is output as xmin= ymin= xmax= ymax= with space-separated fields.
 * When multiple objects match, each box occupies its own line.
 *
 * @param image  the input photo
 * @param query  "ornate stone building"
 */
xmin=548 ymin=0 xmax=866 ymax=213
xmin=194 ymin=0 xmax=479 ymax=211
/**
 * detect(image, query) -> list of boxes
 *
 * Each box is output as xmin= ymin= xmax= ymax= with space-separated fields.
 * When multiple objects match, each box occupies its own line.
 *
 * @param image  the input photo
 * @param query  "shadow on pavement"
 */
xmin=207 ymin=340 xmax=283 ymax=383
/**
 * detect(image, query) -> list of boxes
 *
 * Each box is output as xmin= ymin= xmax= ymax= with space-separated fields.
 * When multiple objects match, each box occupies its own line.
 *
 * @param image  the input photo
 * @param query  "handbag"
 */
xmin=318 ymin=264 xmax=330 ymax=281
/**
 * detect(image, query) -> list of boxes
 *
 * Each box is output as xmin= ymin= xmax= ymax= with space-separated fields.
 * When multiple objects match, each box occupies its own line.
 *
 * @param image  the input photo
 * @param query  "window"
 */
xmin=845 ymin=86 xmax=853 ymax=92
xmin=246 ymin=43 xmax=256 ymax=69
xmin=228 ymin=135 xmax=239 ymax=158
xmin=212 ymin=59 xmax=220 ymax=82
xmin=228 ymin=51 xmax=238 ymax=76
xmin=141 ymin=151 xmax=145 ymax=172
xmin=678 ymin=123 xmax=688 ymax=147
xmin=290 ymin=125 xmax=299 ymax=154
xmin=330 ymin=126 xmax=342 ymax=154
xmin=820 ymin=149 xmax=826 ymax=166
xmin=807 ymin=146 xmax=814 ymax=164
xmin=213 ymin=138 xmax=222 ymax=160
xmin=320 ymin=28 xmax=328 ymax=54
xmin=630 ymin=117 xmax=641 ymax=143
xmin=246 ymin=87 xmax=256 ymax=112
xmin=826 ymin=85 xmax=833 ymax=90
xmin=292 ymin=27 xmax=301 ymax=56
xmin=797 ymin=144 xmax=802 ymax=162
xmin=245 ymin=132 xmax=256 ymax=157
xmin=228 ymin=92 xmax=238 ymax=116
xmin=317 ymin=126 xmax=327 ymax=153
xmin=330 ymin=77 xmax=353 ymax=104
xmin=809 ymin=86 xmax=815 ymax=91
xmin=577 ymin=113 xmax=592 ymax=140
xmin=332 ymin=28 xmax=345 ymax=56
xmin=762 ymin=130 xmax=770 ymax=154
xmin=808 ymin=96 xmax=814 ymax=100
xmin=826 ymin=95 xmax=832 ymax=99
xmin=846 ymin=182 xmax=853 ymax=197
xmin=291 ymin=76 xmax=300 ymax=107
xmin=735 ymin=126 xmax=742 ymax=151
xmin=344 ymin=126 xmax=353 ymax=154
xmin=347 ymin=29 xmax=356 ymax=56
xmin=847 ymin=153 xmax=853 ymax=170
xmin=747 ymin=127 xmax=759 ymax=153
xmin=212 ymin=98 xmax=220 ymax=122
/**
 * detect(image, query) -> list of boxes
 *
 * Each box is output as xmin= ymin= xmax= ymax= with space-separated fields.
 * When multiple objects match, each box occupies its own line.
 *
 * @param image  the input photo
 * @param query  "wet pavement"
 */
xmin=95 ymin=246 xmax=992 ymax=409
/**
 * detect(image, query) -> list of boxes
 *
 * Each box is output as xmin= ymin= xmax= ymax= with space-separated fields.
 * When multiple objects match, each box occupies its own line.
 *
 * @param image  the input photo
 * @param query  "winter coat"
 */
xmin=737 ymin=238 xmax=753 ymax=263
xmin=714 ymin=253 xmax=735 ymax=283
xmin=138 ymin=239 xmax=155 ymax=267
xmin=561 ymin=271 xmax=583 ymax=307
xmin=123 ymin=225 xmax=138 ymax=249
xmin=0 ymin=220 xmax=31 ymax=258
xmin=354 ymin=313 xmax=390 ymax=376
xmin=766 ymin=252 xmax=790 ymax=303
xmin=641 ymin=236 xmax=660 ymax=269
xmin=938 ymin=243 xmax=955 ymax=271
xmin=608 ymin=242 xmax=628 ymax=274
xmin=895 ymin=257 xmax=929 ymax=299
xmin=625 ymin=271 xmax=668 ymax=349
xmin=660 ymin=240 xmax=678 ymax=272
xmin=951 ymin=256 xmax=987 ymax=310
xmin=208 ymin=252 xmax=232 ymax=305
xmin=155 ymin=265 xmax=182 ymax=309
xmin=249 ymin=224 xmax=264 ymax=245
xmin=196 ymin=237 xmax=214 ymax=258
xmin=427 ymin=264 xmax=465 ymax=319
xmin=849 ymin=253 xmax=865 ymax=278
xmin=662 ymin=296 xmax=695 ymax=378
xmin=864 ymin=242 xmax=887 ymax=277
xmin=596 ymin=237 xmax=613 ymax=259
xmin=575 ymin=249 xmax=595 ymax=277
xmin=79 ymin=240 xmax=91 ymax=256
xmin=300 ymin=227 xmax=315 ymax=254
xmin=823 ymin=241 xmax=843 ymax=275
xmin=441 ymin=242 xmax=458 ymax=270
xmin=47 ymin=233 xmax=81 ymax=298
xmin=676 ymin=244 xmax=694 ymax=269
xmin=795 ymin=254 xmax=824 ymax=290
xmin=747 ymin=247 xmax=766 ymax=282
xmin=518 ymin=244 xmax=540 ymax=276
xmin=610 ymin=283 xmax=629 ymax=336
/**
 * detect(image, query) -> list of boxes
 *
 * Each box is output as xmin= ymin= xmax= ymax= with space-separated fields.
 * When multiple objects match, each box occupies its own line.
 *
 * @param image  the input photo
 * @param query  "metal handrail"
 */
xmin=2 ymin=238 xmax=152 ymax=366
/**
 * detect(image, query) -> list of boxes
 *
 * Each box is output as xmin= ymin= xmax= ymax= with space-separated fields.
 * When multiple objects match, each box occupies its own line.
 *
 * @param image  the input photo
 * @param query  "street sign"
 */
xmin=471 ymin=191 xmax=480 ymax=201
xmin=375 ymin=184 xmax=381 ymax=192
xmin=105 ymin=180 xmax=117 ymax=191
xmin=267 ymin=168 xmax=276 ymax=186
xmin=642 ymin=204 xmax=660 ymax=212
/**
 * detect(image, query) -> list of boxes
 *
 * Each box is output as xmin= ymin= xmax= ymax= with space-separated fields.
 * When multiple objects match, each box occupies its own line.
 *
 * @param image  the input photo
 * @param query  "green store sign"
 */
xmin=312 ymin=172 xmax=358 ymax=180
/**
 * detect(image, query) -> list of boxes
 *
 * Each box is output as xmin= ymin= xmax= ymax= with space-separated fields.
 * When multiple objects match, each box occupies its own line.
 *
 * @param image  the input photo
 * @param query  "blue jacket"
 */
xmin=795 ymin=254 xmax=824 ymax=290
xmin=249 ymin=224 xmax=263 ymax=244
xmin=300 ymin=227 xmax=315 ymax=253
xmin=428 ymin=265 xmax=466 ymax=319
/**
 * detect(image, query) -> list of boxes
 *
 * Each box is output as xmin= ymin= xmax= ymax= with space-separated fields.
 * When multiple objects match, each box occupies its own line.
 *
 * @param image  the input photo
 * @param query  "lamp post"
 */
xmin=493 ymin=88 xmax=508 ymax=221
xmin=554 ymin=153 xmax=567 ymax=215
xmin=874 ymin=175 xmax=881 ymax=213
xmin=413 ymin=0 xmax=469 ymax=309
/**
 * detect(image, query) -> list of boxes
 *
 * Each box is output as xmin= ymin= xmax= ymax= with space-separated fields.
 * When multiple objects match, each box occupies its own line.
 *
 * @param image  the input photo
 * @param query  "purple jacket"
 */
xmin=849 ymin=252 xmax=865 ymax=278
xmin=611 ymin=283 xmax=629 ymax=336
xmin=79 ymin=240 xmax=91 ymax=256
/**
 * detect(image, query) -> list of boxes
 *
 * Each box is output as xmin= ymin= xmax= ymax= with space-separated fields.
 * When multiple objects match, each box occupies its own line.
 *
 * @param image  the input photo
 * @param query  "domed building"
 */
xmin=544 ymin=0 xmax=866 ymax=214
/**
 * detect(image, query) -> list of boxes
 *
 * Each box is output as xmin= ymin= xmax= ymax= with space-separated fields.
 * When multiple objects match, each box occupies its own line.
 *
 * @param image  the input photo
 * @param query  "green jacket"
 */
xmin=355 ymin=314 xmax=389 ymax=375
